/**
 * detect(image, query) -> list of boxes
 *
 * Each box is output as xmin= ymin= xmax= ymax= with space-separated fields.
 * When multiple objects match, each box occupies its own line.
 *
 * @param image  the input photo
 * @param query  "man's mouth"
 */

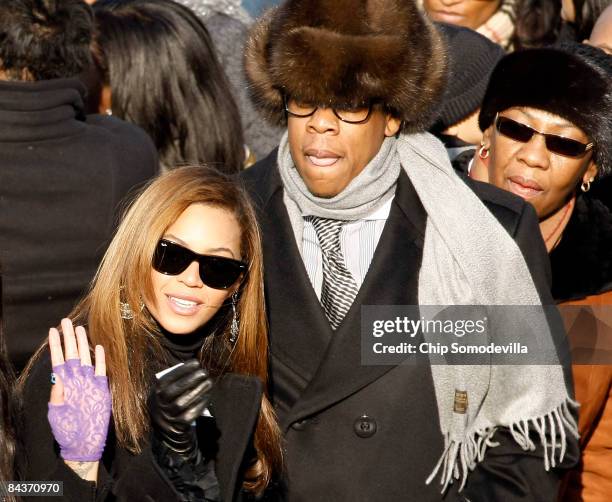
xmin=304 ymin=149 xmax=341 ymax=167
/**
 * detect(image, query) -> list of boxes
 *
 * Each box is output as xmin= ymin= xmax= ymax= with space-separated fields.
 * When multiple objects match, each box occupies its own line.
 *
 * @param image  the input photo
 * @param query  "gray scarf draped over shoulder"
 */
xmin=278 ymin=131 xmax=578 ymax=492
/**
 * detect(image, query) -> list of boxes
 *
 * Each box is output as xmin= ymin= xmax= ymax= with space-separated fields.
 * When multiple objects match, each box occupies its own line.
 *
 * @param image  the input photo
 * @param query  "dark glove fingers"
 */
xmin=179 ymin=398 xmax=211 ymax=424
xmin=156 ymin=359 xmax=201 ymax=388
xmin=154 ymin=408 xmax=191 ymax=434
xmin=158 ymin=368 xmax=209 ymax=403
xmin=174 ymin=377 xmax=213 ymax=410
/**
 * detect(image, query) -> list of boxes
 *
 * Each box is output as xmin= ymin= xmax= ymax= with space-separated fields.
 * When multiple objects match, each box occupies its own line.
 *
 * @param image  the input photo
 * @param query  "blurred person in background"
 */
xmin=430 ymin=23 xmax=505 ymax=160
xmin=559 ymin=0 xmax=611 ymax=42
xmin=587 ymin=3 xmax=612 ymax=53
xmin=241 ymin=0 xmax=280 ymax=17
xmin=420 ymin=0 xmax=518 ymax=50
xmin=174 ymin=0 xmax=284 ymax=161
xmin=0 ymin=0 xmax=158 ymax=371
xmin=88 ymin=0 xmax=247 ymax=171
xmin=467 ymin=45 xmax=612 ymax=501
xmin=513 ymin=0 xmax=564 ymax=49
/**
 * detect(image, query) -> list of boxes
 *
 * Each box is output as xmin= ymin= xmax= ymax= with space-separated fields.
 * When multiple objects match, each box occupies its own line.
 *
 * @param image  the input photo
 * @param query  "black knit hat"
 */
xmin=432 ymin=23 xmax=505 ymax=132
xmin=479 ymin=46 xmax=612 ymax=176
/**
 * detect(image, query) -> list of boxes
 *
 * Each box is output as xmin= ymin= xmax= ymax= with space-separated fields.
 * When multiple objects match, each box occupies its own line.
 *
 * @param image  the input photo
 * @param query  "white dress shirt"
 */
xmin=302 ymin=198 xmax=393 ymax=299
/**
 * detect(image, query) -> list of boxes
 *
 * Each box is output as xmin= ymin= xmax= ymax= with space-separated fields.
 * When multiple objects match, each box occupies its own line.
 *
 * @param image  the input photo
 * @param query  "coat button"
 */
xmin=354 ymin=415 xmax=377 ymax=438
xmin=292 ymin=419 xmax=309 ymax=431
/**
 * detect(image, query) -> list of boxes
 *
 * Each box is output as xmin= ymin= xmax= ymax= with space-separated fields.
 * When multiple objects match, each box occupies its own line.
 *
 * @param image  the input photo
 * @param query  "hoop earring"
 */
xmin=581 ymin=177 xmax=594 ymax=193
xmin=229 ymin=292 xmax=239 ymax=344
xmin=478 ymin=145 xmax=490 ymax=159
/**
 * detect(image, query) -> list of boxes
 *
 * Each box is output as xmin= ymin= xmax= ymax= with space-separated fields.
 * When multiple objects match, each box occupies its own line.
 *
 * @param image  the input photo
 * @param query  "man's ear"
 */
xmin=384 ymin=116 xmax=402 ymax=137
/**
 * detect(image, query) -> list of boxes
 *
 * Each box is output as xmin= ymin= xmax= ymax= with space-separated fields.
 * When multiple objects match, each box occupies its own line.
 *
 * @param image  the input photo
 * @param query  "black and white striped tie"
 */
xmin=308 ymin=216 xmax=359 ymax=330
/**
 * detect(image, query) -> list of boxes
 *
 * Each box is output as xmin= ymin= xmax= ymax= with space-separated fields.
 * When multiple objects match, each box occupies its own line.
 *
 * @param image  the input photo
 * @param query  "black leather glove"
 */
xmin=149 ymin=359 xmax=213 ymax=459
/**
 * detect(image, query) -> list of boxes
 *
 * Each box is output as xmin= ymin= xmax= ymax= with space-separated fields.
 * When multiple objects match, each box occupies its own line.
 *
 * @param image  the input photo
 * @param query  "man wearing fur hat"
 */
xmin=242 ymin=1 xmax=579 ymax=499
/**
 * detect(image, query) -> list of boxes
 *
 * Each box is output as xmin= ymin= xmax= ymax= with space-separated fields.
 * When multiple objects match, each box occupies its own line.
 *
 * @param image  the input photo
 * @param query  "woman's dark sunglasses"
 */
xmin=495 ymin=115 xmax=594 ymax=158
xmin=153 ymin=239 xmax=246 ymax=290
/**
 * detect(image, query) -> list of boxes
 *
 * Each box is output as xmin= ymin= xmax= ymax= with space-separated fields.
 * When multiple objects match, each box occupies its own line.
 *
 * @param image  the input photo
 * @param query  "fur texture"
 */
xmin=479 ymin=48 xmax=612 ymax=176
xmin=244 ymin=0 xmax=447 ymax=132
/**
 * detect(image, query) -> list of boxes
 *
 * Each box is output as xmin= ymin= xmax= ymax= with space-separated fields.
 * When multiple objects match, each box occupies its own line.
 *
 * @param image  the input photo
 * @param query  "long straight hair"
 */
xmin=0 ymin=274 xmax=17 ymax=499
xmin=91 ymin=0 xmax=245 ymax=171
xmin=22 ymin=167 xmax=281 ymax=494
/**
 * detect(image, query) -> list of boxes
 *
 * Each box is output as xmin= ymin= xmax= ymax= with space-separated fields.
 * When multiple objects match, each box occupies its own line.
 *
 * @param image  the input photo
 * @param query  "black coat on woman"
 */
xmin=18 ymin=343 xmax=263 ymax=502
xmin=0 ymin=78 xmax=158 ymax=370
xmin=550 ymin=195 xmax=612 ymax=302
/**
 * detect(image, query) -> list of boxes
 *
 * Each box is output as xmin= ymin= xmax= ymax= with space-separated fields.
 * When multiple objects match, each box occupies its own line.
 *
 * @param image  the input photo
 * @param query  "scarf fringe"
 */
xmin=425 ymin=399 xmax=579 ymax=493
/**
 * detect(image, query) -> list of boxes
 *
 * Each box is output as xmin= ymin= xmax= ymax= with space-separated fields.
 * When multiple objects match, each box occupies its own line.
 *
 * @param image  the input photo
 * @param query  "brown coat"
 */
xmin=561 ymin=290 xmax=612 ymax=501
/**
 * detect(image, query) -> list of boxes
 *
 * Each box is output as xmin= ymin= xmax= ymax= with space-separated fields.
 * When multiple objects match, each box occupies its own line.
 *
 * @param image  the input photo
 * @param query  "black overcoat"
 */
xmin=241 ymin=149 xmax=578 ymax=501
xmin=0 ymin=78 xmax=158 ymax=370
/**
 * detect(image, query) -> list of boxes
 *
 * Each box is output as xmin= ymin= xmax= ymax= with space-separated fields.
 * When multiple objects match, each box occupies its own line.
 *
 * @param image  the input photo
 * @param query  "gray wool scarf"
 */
xmin=278 ymin=131 xmax=578 ymax=492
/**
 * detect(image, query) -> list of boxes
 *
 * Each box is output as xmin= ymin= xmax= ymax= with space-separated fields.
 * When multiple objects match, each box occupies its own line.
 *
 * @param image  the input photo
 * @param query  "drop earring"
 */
xmin=119 ymin=287 xmax=144 ymax=320
xmin=120 ymin=300 xmax=134 ymax=320
xmin=229 ymin=292 xmax=239 ymax=344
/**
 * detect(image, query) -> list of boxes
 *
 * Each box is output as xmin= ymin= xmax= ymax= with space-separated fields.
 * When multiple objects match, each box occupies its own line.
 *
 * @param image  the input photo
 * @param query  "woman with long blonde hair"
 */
xmin=19 ymin=167 xmax=282 ymax=501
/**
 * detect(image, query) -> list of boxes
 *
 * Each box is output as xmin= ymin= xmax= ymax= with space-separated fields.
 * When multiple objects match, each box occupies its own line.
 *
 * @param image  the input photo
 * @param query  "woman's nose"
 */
xmin=178 ymin=261 xmax=204 ymax=287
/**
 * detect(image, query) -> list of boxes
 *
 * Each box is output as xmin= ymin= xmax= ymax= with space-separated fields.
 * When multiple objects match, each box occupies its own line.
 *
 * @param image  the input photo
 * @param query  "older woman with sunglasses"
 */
xmin=18 ymin=167 xmax=282 ymax=501
xmin=466 ymin=44 xmax=612 ymax=502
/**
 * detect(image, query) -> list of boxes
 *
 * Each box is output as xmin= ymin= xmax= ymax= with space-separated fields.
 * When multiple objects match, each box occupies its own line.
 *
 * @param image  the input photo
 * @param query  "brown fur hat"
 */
xmin=244 ymin=0 xmax=448 ymax=132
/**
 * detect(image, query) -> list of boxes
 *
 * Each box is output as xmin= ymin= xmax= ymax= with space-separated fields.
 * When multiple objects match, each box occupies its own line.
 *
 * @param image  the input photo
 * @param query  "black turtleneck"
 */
xmin=160 ymin=329 xmax=209 ymax=364
xmin=0 ymin=77 xmax=158 ymax=370
xmin=0 ymin=78 xmax=87 ymax=141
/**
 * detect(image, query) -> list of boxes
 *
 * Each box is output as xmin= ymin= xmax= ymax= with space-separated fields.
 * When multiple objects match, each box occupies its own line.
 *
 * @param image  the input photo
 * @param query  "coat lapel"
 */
xmin=252 ymin=163 xmax=335 ymax=417
xmin=211 ymin=374 xmax=263 ymax=501
xmin=282 ymin=171 xmax=428 ymax=429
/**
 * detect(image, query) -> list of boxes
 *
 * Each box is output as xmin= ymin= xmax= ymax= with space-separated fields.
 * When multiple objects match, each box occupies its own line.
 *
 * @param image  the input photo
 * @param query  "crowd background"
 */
xmin=0 ymin=0 xmax=611 ymax=501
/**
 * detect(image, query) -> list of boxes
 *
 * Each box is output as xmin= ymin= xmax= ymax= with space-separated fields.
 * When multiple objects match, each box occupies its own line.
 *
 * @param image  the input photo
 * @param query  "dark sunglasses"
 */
xmin=495 ymin=115 xmax=594 ymax=158
xmin=153 ymin=239 xmax=246 ymax=290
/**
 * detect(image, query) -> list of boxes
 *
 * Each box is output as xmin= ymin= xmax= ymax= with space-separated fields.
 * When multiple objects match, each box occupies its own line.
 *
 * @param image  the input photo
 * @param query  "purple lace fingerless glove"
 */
xmin=47 ymin=359 xmax=112 ymax=462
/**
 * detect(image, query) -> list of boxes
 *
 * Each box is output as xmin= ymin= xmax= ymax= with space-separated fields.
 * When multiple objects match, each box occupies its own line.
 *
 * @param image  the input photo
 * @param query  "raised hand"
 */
xmin=149 ymin=359 xmax=213 ymax=458
xmin=47 ymin=318 xmax=111 ymax=464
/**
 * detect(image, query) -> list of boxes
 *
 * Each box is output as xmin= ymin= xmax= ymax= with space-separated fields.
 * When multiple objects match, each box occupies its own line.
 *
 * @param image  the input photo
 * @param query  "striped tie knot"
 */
xmin=306 ymin=215 xmax=359 ymax=330
xmin=307 ymin=216 xmax=344 ymax=254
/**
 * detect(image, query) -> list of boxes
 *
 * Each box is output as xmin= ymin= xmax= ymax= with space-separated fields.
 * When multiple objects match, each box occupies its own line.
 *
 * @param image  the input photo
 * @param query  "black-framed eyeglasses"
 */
xmin=153 ymin=239 xmax=247 ymax=290
xmin=284 ymin=95 xmax=373 ymax=124
xmin=495 ymin=114 xmax=594 ymax=158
